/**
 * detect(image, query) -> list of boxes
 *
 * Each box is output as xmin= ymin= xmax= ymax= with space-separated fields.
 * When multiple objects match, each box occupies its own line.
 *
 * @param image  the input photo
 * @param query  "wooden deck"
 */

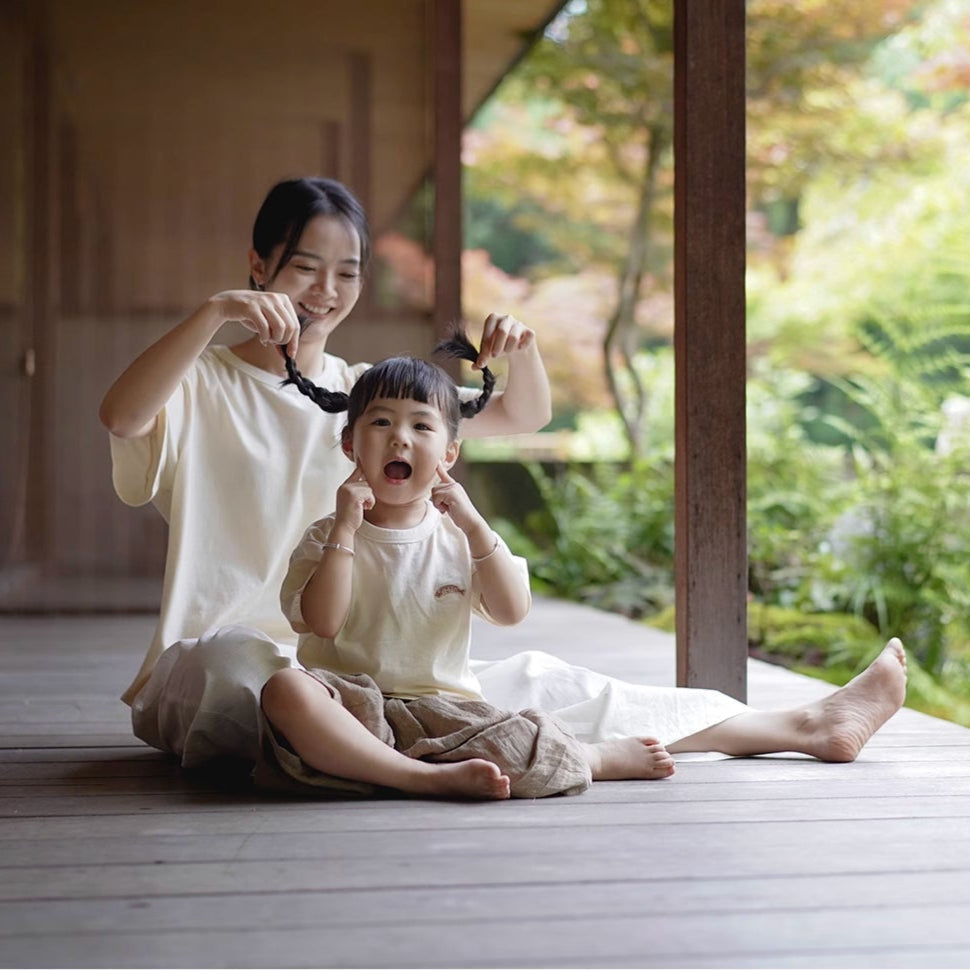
xmin=3 ymin=600 xmax=970 ymax=969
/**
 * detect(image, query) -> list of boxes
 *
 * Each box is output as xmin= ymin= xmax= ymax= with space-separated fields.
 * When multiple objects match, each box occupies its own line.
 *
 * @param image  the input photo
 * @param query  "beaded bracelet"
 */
xmin=471 ymin=533 xmax=501 ymax=563
xmin=321 ymin=541 xmax=355 ymax=557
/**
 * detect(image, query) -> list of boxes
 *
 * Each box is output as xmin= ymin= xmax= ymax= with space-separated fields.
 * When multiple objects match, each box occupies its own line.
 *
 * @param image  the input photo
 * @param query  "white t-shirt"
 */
xmin=110 ymin=345 xmax=370 ymax=702
xmin=281 ymin=502 xmax=530 ymax=700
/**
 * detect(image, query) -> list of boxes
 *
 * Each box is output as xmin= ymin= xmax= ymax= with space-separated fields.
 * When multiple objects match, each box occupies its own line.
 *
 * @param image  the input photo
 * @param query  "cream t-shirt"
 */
xmin=282 ymin=503 xmax=531 ymax=700
xmin=110 ymin=345 xmax=370 ymax=703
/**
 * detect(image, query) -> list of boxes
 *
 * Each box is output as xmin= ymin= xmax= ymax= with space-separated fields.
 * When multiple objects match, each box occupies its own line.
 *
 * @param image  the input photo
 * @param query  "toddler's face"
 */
xmin=349 ymin=396 xmax=459 ymax=504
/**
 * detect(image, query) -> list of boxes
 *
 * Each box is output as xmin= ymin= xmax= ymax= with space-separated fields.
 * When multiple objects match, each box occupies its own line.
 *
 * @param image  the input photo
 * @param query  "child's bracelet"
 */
xmin=321 ymin=541 xmax=355 ymax=557
xmin=471 ymin=533 xmax=501 ymax=563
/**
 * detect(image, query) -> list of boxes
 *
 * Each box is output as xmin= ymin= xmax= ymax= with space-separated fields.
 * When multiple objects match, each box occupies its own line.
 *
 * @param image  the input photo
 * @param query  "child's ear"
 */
xmin=441 ymin=439 xmax=461 ymax=470
xmin=340 ymin=428 xmax=354 ymax=462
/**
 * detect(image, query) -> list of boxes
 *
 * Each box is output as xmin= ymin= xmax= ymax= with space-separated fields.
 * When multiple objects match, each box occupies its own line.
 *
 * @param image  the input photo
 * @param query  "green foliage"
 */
xmin=650 ymin=601 xmax=882 ymax=666
xmin=746 ymin=0 xmax=919 ymax=207
xmin=746 ymin=363 xmax=851 ymax=609
xmin=854 ymin=249 xmax=970 ymax=397
xmin=813 ymin=372 xmax=970 ymax=676
xmin=744 ymin=320 xmax=970 ymax=681
xmin=463 ymin=195 xmax=572 ymax=277
xmin=499 ymin=459 xmax=675 ymax=619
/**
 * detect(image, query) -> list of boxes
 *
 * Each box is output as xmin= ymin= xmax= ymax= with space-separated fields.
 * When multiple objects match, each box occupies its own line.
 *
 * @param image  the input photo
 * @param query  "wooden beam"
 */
xmin=432 ymin=0 xmax=462 ymax=335
xmin=25 ymin=0 xmax=53 ymax=568
xmin=673 ymin=0 xmax=747 ymax=700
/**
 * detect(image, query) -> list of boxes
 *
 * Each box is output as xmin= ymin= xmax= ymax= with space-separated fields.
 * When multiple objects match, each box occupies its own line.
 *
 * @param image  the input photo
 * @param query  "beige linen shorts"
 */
xmin=255 ymin=668 xmax=592 ymax=799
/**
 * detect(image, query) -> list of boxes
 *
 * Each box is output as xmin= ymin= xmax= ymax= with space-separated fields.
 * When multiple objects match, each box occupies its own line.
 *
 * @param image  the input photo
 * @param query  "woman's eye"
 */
xmin=293 ymin=264 xmax=316 ymax=273
xmin=340 ymin=272 xmax=360 ymax=281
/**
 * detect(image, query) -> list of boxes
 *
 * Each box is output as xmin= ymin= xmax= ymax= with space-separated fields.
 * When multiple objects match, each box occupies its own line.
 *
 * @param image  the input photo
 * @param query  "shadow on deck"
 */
xmin=2 ymin=599 xmax=969 ymax=968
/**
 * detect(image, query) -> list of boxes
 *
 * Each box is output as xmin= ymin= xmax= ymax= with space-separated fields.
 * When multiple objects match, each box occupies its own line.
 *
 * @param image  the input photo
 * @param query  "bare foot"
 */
xmin=407 ymin=759 xmax=511 ymax=800
xmin=584 ymin=737 xmax=676 ymax=781
xmin=801 ymin=637 xmax=907 ymax=762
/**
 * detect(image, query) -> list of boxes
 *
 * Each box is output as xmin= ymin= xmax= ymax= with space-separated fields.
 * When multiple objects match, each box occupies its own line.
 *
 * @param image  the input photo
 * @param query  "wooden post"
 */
xmin=673 ymin=0 xmax=747 ymax=700
xmin=25 ymin=0 xmax=53 ymax=568
xmin=432 ymin=0 xmax=462 ymax=336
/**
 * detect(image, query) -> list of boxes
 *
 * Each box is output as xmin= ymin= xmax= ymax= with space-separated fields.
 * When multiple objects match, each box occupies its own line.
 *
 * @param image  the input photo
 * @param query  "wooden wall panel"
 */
xmin=38 ymin=0 xmax=438 ymax=594
xmin=2 ymin=0 xmax=561 ymax=609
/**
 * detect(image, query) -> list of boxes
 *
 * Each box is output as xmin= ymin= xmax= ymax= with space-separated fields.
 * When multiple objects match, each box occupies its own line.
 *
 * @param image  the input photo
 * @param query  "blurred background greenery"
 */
xmin=394 ymin=0 xmax=970 ymax=725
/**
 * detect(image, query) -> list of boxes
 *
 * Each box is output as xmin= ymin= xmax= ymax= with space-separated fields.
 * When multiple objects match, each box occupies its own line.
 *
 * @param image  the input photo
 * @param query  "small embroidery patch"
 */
xmin=435 ymin=584 xmax=466 ymax=599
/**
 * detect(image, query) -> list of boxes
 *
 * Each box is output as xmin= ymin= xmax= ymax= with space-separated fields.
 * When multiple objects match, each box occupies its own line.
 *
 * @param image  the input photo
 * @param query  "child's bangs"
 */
xmin=363 ymin=358 xmax=454 ymax=410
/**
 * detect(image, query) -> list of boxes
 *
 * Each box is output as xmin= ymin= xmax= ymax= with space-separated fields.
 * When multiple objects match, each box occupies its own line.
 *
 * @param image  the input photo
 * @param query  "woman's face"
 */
xmin=257 ymin=214 xmax=363 ymax=341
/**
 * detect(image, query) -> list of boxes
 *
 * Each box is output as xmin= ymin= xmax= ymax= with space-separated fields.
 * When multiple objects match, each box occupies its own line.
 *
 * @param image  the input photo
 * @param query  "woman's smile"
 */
xmin=298 ymin=301 xmax=335 ymax=318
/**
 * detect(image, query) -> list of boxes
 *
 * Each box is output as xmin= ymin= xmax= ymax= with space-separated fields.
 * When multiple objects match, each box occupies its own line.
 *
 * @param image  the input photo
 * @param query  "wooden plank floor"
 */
xmin=2 ymin=600 xmax=970 ymax=969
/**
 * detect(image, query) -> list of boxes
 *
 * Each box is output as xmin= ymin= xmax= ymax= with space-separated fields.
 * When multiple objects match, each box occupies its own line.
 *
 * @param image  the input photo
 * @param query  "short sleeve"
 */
xmin=107 ymin=361 xmax=193 ymax=509
xmin=280 ymin=518 xmax=335 ymax=634
xmin=108 ymin=409 xmax=170 ymax=508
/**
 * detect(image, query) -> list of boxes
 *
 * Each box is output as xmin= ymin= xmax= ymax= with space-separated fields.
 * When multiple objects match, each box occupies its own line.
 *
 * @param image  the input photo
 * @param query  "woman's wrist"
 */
xmin=197 ymin=294 xmax=239 ymax=339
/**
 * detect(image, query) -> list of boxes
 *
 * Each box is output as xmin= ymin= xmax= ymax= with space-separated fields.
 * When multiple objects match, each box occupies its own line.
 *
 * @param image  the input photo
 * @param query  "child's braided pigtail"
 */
xmin=280 ymin=350 xmax=350 ymax=414
xmin=433 ymin=325 xmax=495 ymax=418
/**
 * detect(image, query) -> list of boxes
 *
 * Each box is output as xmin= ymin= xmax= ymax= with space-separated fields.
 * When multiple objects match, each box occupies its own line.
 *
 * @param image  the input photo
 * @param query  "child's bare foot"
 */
xmin=800 ymin=637 xmax=907 ymax=762
xmin=407 ymin=759 xmax=511 ymax=800
xmin=584 ymin=737 xmax=676 ymax=781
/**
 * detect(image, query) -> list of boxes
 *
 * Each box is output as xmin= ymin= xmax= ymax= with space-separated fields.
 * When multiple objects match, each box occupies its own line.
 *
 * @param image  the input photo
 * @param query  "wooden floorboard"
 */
xmin=2 ymin=605 xmax=969 ymax=969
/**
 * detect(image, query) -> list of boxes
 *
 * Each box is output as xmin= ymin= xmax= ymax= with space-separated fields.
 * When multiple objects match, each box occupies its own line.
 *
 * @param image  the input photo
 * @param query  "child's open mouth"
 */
xmin=384 ymin=460 xmax=412 ymax=481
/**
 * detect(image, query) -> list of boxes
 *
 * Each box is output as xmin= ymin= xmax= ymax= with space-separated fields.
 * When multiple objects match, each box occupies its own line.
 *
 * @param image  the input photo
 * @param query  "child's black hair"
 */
xmin=282 ymin=324 xmax=495 ymax=441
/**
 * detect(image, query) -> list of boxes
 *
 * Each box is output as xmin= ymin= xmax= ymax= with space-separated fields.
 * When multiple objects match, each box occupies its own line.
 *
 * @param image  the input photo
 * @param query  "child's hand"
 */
xmin=431 ymin=463 xmax=485 ymax=534
xmin=333 ymin=464 xmax=374 ymax=532
xmin=474 ymin=313 xmax=536 ymax=371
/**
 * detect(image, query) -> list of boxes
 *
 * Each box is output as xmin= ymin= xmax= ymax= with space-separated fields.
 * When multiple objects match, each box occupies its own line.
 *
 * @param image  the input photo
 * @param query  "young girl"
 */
xmin=257 ymin=331 xmax=676 ymax=799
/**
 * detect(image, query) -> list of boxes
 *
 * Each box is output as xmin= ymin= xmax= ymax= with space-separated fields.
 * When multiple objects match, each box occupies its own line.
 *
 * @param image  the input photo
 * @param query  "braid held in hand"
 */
xmin=433 ymin=324 xmax=495 ymax=418
xmin=281 ymin=350 xmax=350 ymax=414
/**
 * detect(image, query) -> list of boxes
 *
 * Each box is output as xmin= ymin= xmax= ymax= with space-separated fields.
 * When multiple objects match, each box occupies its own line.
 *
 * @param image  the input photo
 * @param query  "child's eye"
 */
xmin=371 ymin=417 xmax=390 ymax=427
xmin=415 ymin=422 xmax=434 ymax=431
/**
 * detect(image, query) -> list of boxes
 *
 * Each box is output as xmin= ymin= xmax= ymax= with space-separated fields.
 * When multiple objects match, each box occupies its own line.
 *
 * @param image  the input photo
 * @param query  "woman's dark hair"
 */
xmin=249 ymin=177 xmax=371 ymax=288
xmin=282 ymin=324 xmax=495 ymax=441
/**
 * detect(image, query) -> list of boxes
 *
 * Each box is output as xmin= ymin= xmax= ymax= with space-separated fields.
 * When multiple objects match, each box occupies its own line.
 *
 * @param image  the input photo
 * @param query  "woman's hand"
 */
xmin=210 ymin=289 xmax=302 ymax=358
xmin=459 ymin=313 xmax=551 ymax=438
xmin=473 ymin=313 xmax=536 ymax=371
